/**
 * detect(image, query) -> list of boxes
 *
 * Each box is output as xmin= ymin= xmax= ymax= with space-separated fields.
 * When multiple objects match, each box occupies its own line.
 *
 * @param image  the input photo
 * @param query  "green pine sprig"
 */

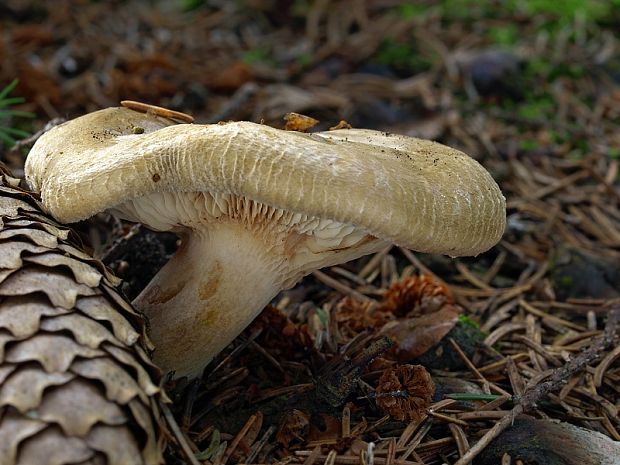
xmin=0 ymin=79 xmax=34 ymax=147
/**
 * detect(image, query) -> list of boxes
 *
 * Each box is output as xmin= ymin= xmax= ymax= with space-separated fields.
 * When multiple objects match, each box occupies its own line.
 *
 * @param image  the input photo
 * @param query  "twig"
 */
xmin=313 ymin=269 xmax=371 ymax=302
xmin=100 ymin=223 xmax=144 ymax=264
xmin=244 ymin=425 xmax=276 ymax=464
xmin=220 ymin=412 xmax=262 ymax=465
xmin=302 ymin=445 xmax=322 ymax=465
xmin=317 ymin=336 xmax=393 ymax=407
xmin=453 ymin=306 xmax=620 ymax=465
xmin=7 ymin=117 xmax=66 ymax=154
xmin=159 ymin=400 xmax=201 ymax=465
xmin=448 ymin=338 xmax=511 ymax=397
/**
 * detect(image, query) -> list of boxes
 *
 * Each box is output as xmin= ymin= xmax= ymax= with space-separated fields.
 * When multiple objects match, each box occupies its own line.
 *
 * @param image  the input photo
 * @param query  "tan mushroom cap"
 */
xmin=26 ymin=107 xmax=505 ymax=257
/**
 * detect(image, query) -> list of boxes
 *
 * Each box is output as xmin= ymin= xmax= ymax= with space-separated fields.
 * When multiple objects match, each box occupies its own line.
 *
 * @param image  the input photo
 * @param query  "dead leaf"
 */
xmin=276 ymin=409 xmax=310 ymax=448
xmin=378 ymin=275 xmax=455 ymax=317
xmin=205 ymin=61 xmax=254 ymax=92
xmin=308 ymin=414 xmax=341 ymax=443
xmin=284 ymin=112 xmax=319 ymax=132
xmin=381 ymin=306 xmax=460 ymax=361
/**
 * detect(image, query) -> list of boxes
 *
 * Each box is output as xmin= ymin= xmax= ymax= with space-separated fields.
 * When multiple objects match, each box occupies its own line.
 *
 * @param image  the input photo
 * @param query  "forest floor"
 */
xmin=1 ymin=1 xmax=620 ymax=464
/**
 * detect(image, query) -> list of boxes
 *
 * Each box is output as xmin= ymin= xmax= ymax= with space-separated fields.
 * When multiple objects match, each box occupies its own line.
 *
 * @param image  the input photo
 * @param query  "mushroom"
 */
xmin=25 ymin=105 xmax=506 ymax=378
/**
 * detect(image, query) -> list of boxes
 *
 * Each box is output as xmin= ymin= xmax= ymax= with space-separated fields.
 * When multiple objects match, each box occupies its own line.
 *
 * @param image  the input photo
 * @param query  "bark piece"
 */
xmin=478 ymin=417 xmax=620 ymax=465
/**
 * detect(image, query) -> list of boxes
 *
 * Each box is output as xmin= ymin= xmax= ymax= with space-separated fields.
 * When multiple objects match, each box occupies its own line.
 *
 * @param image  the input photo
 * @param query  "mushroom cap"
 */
xmin=26 ymin=107 xmax=505 ymax=256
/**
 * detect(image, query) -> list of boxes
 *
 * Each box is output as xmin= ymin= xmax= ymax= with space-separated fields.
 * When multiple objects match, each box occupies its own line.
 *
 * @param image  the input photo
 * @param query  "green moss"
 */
xmin=458 ymin=313 xmax=480 ymax=329
xmin=296 ymin=53 xmax=313 ymax=67
xmin=242 ymin=47 xmax=273 ymax=65
xmin=519 ymin=139 xmax=541 ymax=152
xmin=487 ymin=24 xmax=519 ymax=46
xmin=373 ymin=39 xmax=433 ymax=74
xmin=394 ymin=3 xmax=430 ymax=19
xmin=517 ymin=99 xmax=554 ymax=120
xmin=518 ymin=0 xmax=611 ymax=22
xmin=608 ymin=147 xmax=620 ymax=160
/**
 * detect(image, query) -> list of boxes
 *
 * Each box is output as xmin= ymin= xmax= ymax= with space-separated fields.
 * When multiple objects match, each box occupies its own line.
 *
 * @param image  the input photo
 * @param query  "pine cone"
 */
xmin=0 ymin=166 xmax=165 ymax=465
xmin=375 ymin=364 xmax=434 ymax=422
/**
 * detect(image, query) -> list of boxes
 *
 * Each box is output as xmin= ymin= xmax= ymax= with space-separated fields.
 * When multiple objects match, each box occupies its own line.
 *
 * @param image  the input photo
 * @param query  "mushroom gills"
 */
xmin=111 ymin=190 xmax=384 ymax=275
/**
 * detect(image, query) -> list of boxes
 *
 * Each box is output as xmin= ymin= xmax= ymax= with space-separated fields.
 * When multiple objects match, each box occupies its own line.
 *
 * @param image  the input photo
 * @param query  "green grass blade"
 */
xmin=0 ymin=79 xmax=19 ymax=101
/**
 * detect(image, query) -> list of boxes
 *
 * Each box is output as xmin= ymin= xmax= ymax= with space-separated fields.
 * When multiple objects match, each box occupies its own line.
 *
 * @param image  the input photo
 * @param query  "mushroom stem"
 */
xmin=134 ymin=225 xmax=284 ymax=378
xmin=134 ymin=220 xmax=386 ymax=378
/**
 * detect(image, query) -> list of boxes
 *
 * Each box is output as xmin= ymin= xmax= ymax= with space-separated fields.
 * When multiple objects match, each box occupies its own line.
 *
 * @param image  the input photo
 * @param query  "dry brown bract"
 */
xmin=0 ymin=165 xmax=165 ymax=465
xmin=335 ymin=275 xmax=461 ymax=360
xmin=335 ymin=296 xmax=391 ymax=333
xmin=283 ymin=112 xmax=319 ymax=132
xmin=246 ymin=305 xmax=313 ymax=355
xmin=276 ymin=409 xmax=310 ymax=448
xmin=375 ymin=364 xmax=435 ymax=422
xmin=378 ymin=274 xmax=455 ymax=317
xmin=336 ymin=274 xmax=456 ymax=332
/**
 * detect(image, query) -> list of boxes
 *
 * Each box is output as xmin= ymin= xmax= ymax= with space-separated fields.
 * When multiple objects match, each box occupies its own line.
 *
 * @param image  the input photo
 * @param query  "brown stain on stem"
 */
xmin=143 ymin=281 xmax=186 ymax=305
xmin=196 ymin=261 xmax=224 ymax=330
xmin=198 ymin=261 xmax=221 ymax=301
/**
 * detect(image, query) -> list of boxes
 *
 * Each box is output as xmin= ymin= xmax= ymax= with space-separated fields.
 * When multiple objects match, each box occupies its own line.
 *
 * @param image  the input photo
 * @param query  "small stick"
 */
xmin=244 ymin=425 xmax=276 ymax=464
xmin=453 ymin=306 xmax=620 ymax=465
xmin=396 ymin=418 xmax=424 ymax=448
xmin=220 ymin=412 xmax=262 ymax=465
xmin=358 ymin=245 xmax=392 ymax=280
xmin=427 ymin=410 xmax=468 ymax=427
xmin=399 ymin=422 xmax=431 ymax=461
xmin=159 ymin=401 xmax=201 ymax=465
xmin=455 ymin=262 xmax=494 ymax=291
xmin=342 ymin=406 xmax=351 ymax=437
xmin=313 ymin=270 xmax=371 ymax=302
xmin=208 ymin=82 xmax=258 ymax=123
xmin=331 ymin=266 xmax=368 ymax=286
xmin=449 ymin=423 xmax=470 ymax=459
xmin=121 ymin=100 xmax=194 ymax=123
xmin=398 ymin=248 xmax=439 ymax=281
xmin=385 ymin=438 xmax=396 ymax=465
xmin=302 ymin=445 xmax=322 ymax=465
xmin=249 ymin=340 xmax=284 ymax=372
xmin=8 ymin=117 xmax=66 ymax=154
xmin=594 ymin=344 xmax=620 ymax=387
xmin=449 ymin=338 xmax=511 ymax=397
xmin=295 ymin=453 xmax=422 ymax=465
xmin=101 ymin=223 xmax=143 ymax=264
